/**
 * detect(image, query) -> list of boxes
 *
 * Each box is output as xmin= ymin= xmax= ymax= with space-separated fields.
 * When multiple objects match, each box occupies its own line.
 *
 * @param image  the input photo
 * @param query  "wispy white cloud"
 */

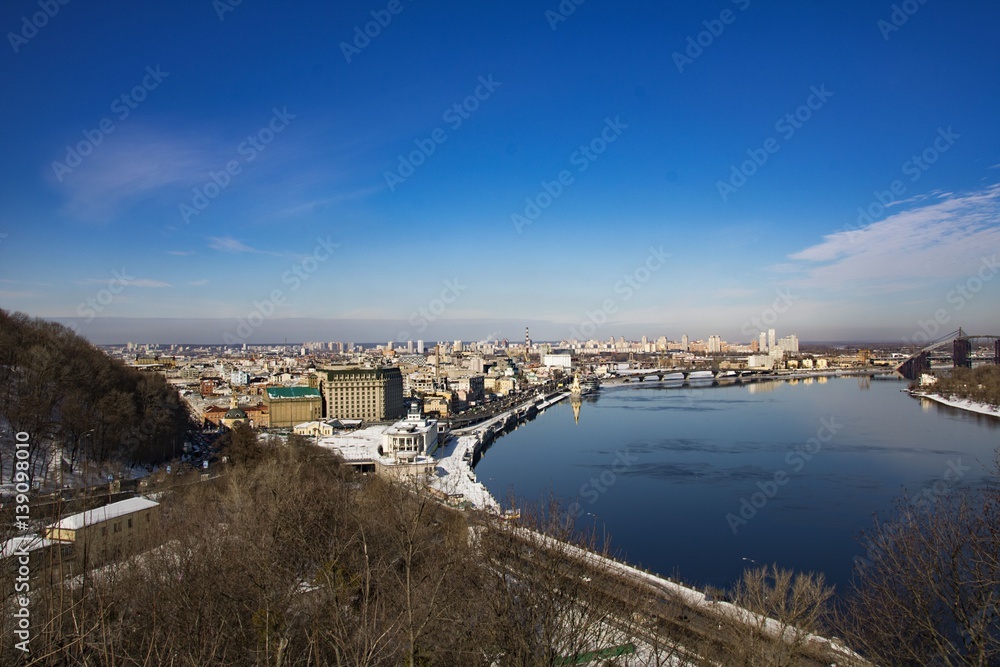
xmin=785 ymin=184 xmax=1000 ymax=293
xmin=262 ymin=187 xmax=384 ymax=220
xmin=711 ymin=287 xmax=756 ymax=299
xmin=208 ymin=236 xmax=266 ymax=254
xmin=129 ymin=279 xmax=172 ymax=288
xmin=50 ymin=128 xmax=214 ymax=222
xmin=0 ymin=278 xmax=51 ymax=287
xmin=75 ymin=277 xmax=171 ymax=287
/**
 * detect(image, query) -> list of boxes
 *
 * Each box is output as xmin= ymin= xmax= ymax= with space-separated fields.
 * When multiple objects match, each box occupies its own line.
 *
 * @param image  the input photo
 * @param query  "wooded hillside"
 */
xmin=0 ymin=309 xmax=190 ymax=484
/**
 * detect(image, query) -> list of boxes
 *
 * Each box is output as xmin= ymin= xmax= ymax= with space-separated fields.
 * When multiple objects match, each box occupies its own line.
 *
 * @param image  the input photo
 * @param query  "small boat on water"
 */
xmin=688 ymin=370 xmax=715 ymax=380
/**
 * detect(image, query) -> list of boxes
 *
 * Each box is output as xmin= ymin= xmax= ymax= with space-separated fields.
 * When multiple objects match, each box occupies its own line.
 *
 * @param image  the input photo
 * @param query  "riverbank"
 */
xmin=915 ymin=392 xmax=1000 ymax=418
xmin=431 ymin=391 xmax=571 ymax=511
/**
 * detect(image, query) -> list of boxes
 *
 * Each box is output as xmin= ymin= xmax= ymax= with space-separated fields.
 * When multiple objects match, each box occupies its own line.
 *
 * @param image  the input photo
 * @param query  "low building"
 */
xmin=0 ymin=534 xmax=64 ymax=579
xmin=423 ymin=392 xmax=453 ymax=417
xmin=243 ymin=402 xmax=270 ymax=428
xmin=44 ymin=497 xmax=160 ymax=567
xmin=264 ymin=386 xmax=323 ymax=429
xmin=202 ymin=404 xmax=228 ymax=427
xmin=747 ymin=355 xmax=774 ymax=370
xmin=542 ymin=352 xmax=573 ymax=369
xmin=294 ymin=419 xmax=340 ymax=437
xmin=221 ymin=393 xmax=250 ymax=430
xmin=494 ymin=377 xmax=516 ymax=395
xmin=453 ymin=375 xmax=485 ymax=402
xmin=382 ymin=404 xmax=439 ymax=457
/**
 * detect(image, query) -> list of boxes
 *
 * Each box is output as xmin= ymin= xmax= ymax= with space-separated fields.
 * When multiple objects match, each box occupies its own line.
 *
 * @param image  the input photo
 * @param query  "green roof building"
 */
xmin=263 ymin=386 xmax=323 ymax=429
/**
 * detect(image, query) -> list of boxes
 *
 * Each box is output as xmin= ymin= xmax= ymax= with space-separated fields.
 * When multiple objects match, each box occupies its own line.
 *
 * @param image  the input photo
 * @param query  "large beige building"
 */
xmin=320 ymin=367 xmax=404 ymax=421
xmin=264 ymin=387 xmax=323 ymax=428
xmin=44 ymin=497 xmax=160 ymax=567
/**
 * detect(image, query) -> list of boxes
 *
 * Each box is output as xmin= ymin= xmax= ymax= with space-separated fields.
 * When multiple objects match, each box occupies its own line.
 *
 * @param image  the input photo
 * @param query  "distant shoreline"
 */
xmin=916 ymin=392 xmax=1000 ymax=418
xmin=599 ymin=367 xmax=895 ymax=389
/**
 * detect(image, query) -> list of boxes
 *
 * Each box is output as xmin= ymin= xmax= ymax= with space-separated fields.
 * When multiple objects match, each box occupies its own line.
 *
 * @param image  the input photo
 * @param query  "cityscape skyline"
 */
xmin=1 ymin=2 xmax=999 ymax=343
xmin=49 ymin=315 xmax=896 ymax=348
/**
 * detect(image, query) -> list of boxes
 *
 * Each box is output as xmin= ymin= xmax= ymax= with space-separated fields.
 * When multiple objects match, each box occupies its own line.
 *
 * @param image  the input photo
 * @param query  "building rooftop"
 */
xmin=265 ymin=387 xmax=321 ymax=399
xmin=48 ymin=497 xmax=160 ymax=531
xmin=1 ymin=534 xmax=58 ymax=558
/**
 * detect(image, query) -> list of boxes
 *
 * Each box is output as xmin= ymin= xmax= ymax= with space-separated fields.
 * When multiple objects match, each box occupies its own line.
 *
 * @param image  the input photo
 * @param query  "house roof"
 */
xmin=48 ymin=497 xmax=159 ymax=531
xmin=0 ymin=534 xmax=58 ymax=559
xmin=266 ymin=387 xmax=321 ymax=400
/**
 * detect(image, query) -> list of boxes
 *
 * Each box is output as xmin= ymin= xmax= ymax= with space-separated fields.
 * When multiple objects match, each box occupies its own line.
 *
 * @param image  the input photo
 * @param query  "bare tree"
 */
xmin=476 ymin=498 xmax=657 ymax=666
xmin=841 ymin=463 xmax=1000 ymax=667
xmin=722 ymin=563 xmax=835 ymax=666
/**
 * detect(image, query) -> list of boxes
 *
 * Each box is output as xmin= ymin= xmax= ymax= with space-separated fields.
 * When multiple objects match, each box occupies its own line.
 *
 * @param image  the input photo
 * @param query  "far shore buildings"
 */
xmin=320 ymin=366 xmax=404 ymax=422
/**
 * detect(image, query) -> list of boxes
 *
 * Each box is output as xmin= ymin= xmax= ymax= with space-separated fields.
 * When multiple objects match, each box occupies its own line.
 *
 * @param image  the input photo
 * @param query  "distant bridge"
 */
xmin=896 ymin=328 xmax=1000 ymax=379
xmin=609 ymin=368 xmax=773 ymax=382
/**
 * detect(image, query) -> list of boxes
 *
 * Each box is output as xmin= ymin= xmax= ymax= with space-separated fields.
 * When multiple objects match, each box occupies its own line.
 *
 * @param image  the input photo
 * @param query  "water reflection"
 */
xmin=476 ymin=375 xmax=999 ymax=593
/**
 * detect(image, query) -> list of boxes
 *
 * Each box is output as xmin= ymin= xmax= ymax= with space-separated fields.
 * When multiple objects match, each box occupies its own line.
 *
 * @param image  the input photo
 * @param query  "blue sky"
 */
xmin=1 ymin=0 xmax=999 ymax=344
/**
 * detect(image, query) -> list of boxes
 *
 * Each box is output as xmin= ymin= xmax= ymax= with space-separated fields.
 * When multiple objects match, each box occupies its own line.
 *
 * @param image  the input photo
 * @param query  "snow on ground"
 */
xmin=920 ymin=393 xmax=1000 ymax=418
xmin=311 ymin=392 xmax=572 ymax=512
xmin=510 ymin=525 xmax=864 ymax=663
xmin=315 ymin=425 xmax=385 ymax=462
xmin=437 ymin=392 xmax=570 ymax=512
xmin=430 ymin=434 xmax=499 ymax=512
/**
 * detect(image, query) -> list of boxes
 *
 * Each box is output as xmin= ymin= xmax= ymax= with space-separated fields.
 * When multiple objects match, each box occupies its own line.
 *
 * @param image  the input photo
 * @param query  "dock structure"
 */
xmin=432 ymin=391 xmax=571 ymax=512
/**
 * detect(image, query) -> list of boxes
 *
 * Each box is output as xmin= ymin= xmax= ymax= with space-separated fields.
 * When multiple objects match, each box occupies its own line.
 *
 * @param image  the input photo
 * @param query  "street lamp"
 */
xmin=70 ymin=428 xmax=95 ymax=484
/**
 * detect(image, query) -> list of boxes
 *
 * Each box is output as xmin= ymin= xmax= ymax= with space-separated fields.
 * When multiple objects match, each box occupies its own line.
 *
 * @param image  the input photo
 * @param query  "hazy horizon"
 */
xmin=36 ymin=314 xmax=961 ymax=348
xmin=2 ymin=2 xmax=998 ymax=341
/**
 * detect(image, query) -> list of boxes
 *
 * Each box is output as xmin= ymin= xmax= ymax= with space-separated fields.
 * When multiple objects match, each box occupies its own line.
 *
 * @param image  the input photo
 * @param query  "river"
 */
xmin=476 ymin=375 xmax=1000 ymax=593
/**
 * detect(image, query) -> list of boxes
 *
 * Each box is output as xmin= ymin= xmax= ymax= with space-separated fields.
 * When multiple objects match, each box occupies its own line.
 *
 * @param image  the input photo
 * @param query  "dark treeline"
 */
xmin=0 ymin=309 xmax=190 ymax=482
xmin=931 ymin=364 xmax=1000 ymax=407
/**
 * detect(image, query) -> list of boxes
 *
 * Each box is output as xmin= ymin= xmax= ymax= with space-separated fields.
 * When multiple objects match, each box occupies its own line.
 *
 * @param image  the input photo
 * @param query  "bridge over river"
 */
xmin=896 ymin=328 xmax=1000 ymax=379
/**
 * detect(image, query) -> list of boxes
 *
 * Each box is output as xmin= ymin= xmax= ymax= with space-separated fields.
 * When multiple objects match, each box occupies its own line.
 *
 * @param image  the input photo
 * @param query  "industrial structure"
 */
xmin=896 ymin=328 xmax=1000 ymax=379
